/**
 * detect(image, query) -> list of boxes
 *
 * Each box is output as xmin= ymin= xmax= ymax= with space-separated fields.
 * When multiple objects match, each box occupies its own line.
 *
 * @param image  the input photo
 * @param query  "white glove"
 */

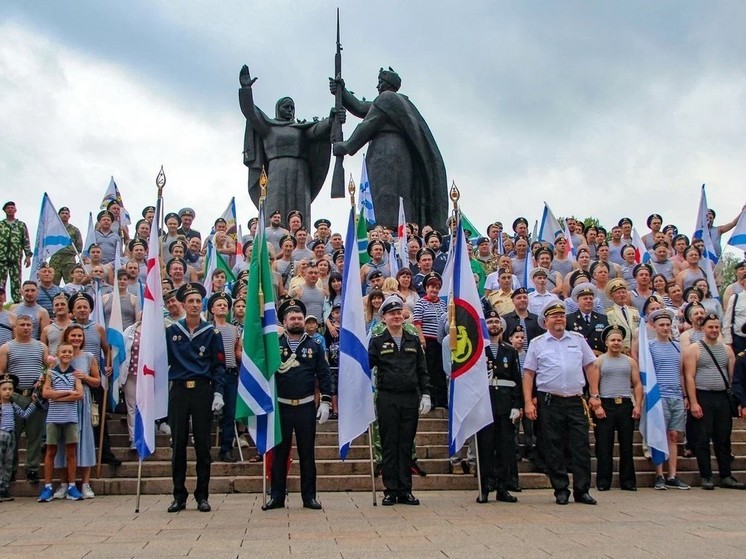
xmin=212 ymin=393 xmax=225 ymax=412
xmin=509 ymin=408 xmax=520 ymax=422
xmin=317 ymin=401 xmax=331 ymax=424
xmin=419 ymin=394 xmax=432 ymax=415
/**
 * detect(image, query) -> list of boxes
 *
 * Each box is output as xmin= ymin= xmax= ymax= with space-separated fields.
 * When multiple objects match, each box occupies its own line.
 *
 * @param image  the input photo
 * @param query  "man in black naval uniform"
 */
xmin=503 ymin=287 xmax=544 ymax=346
xmin=566 ymin=283 xmax=609 ymax=356
xmin=476 ymin=310 xmax=524 ymax=504
xmin=262 ymin=299 xmax=332 ymax=511
xmin=166 ymin=283 xmax=226 ymax=513
xmin=369 ymin=295 xmax=430 ymax=506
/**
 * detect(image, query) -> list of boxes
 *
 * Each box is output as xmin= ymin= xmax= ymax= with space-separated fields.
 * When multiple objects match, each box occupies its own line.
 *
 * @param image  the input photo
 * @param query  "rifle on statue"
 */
xmin=330 ymin=8 xmax=345 ymax=198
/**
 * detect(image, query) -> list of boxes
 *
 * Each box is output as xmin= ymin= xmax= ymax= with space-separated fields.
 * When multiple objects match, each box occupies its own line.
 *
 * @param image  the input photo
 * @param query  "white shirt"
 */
xmin=524 ymin=330 xmax=596 ymax=396
xmin=527 ymin=290 xmax=559 ymax=317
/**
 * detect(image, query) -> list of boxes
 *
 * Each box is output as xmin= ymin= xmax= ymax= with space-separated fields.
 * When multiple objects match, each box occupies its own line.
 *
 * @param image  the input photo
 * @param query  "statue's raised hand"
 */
xmin=240 ymin=65 xmax=258 ymax=88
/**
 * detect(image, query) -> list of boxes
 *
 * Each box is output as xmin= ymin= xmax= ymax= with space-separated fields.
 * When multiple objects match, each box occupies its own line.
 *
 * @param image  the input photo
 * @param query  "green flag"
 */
xmin=357 ymin=209 xmax=370 ymax=266
xmin=236 ymin=205 xmax=282 ymax=454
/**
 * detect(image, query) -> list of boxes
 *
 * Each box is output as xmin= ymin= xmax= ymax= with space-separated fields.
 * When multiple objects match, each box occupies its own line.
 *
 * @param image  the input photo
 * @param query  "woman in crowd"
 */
xmin=53 ymin=324 xmax=100 ymax=499
xmin=693 ymin=278 xmax=723 ymax=319
xmin=323 ymin=271 xmax=343 ymax=327
xmin=593 ymin=324 xmax=642 ymax=492
xmin=364 ymin=289 xmax=384 ymax=333
xmin=396 ymin=268 xmax=419 ymax=313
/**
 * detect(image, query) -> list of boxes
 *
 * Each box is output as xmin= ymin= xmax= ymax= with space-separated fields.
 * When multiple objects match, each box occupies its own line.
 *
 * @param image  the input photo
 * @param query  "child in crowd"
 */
xmin=508 ymin=325 xmax=533 ymax=461
xmin=304 ymin=315 xmax=326 ymax=351
xmin=38 ymin=342 xmax=84 ymax=502
xmin=323 ymin=304 xmax=341 ymax=419
xmin=0 ymin=374 xmax=40 ymax=501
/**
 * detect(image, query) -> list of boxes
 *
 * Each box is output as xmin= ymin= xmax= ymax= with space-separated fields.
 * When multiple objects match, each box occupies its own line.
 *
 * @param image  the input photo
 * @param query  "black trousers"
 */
xmin=169 ymin=380 xmax=214 ymax=502
xmin=594 ymin=398 xmax=636 ymax=490
xmin=271 ymin=401 xmax=317 ymax=503
xmin=377 ymin=390 xmax=419 ymax=497
xmin=424 ymin=338 xmax=447 ymax=408
xmin=692 ymin=389 xmax=733 ymax=479
xmin=537 ymin=393 xmax=591 ymax=496
xmin=476 ymin=389 xmax=515 ymax=492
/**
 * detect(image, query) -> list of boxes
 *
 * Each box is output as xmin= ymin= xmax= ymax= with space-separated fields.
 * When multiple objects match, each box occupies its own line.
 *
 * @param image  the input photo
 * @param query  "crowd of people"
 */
xmin=1 ymin=196 xmax=746 ymax=509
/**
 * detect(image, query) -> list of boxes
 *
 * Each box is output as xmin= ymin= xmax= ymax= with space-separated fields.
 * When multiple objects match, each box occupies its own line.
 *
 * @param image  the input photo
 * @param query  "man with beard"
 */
xmin=262 ymin=299 xmax=332 ymax=511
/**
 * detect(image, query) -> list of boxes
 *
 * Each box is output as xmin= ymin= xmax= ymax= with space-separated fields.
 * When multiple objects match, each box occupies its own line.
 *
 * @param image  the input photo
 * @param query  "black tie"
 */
xmin=584 ymin=314 xmax=591 ymax=326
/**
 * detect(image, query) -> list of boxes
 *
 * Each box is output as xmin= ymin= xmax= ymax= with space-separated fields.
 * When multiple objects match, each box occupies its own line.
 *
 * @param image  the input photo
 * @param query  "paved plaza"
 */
xmin=0 ymin=489 xmax=745 ymax=558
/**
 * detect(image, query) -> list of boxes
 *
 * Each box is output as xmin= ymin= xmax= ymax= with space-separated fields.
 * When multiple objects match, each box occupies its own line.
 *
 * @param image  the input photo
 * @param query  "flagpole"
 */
xmin=350 ymin=174 xmax=377 ymax=506
xmin=96 ymin=377 xmax=109 ymax=479
xmin=258 ymin=165 xmax=270 ymax=509
xmin=448 ymin=184 xmax=486 ymax=502
xmin=134 ymin=459 xmax=143 ymax=513
xmin=367 ymin=426 xmax=377 ymax=506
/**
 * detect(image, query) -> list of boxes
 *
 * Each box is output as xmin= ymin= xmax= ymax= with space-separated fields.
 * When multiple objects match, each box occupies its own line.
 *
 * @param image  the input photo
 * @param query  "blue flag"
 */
xmin=338 ymin=208 xmax=376 ymax=459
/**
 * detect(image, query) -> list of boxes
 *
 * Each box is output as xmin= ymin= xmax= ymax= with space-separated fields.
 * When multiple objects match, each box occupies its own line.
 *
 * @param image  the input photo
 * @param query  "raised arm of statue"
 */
xmin=239 ymin=65 xmax=270 ymax=137
xmin=329 ymin=78 xmax=372 ymax=119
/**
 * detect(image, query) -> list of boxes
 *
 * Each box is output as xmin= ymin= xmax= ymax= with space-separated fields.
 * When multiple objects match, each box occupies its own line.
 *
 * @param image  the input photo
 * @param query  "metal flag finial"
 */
xmin=348 ymin=174 xmax=356 ymax=208
xmin=259 ymin=166 xmax=268 ymax=201
xmin=156 ymin=166 xmax=166 ymax=194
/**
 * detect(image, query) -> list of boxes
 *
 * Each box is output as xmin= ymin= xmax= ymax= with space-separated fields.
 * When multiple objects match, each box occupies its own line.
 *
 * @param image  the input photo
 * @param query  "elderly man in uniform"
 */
xmin=262 ymin=299 xmax=332 ymax=511
xmin=166 ymin=283 xmax=226 ymax=513
xmin=605 ymin=278 xmax=639 ymax=354
xmin=476 ymin=310 xmax=523 ymax=504
xmin=523 ymin=300 xmax=600 ymax=505
xmin=566 ymin=283 xmax=609 ymax=356
xmin=369 ymin=295 xmax=430 ymax=506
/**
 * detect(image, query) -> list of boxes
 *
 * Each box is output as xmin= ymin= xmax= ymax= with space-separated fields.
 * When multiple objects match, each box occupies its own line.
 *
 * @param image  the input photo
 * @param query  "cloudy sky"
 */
xmin=1 ymin=1 xmax=745 ymax=261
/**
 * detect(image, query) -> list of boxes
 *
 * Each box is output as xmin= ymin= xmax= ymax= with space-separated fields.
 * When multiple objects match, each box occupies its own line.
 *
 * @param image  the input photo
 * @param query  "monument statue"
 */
xmin=330 ymin=67 xmax=448 ymax=231
xmin=239 ymin=65 xmax=343 ymax=223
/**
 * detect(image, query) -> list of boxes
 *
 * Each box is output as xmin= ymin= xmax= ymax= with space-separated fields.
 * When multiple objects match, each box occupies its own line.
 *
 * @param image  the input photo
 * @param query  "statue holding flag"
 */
xmin=239 ymin=65 xmax=344 ymax=224
xmin=330 ymin=67 xmax=448 ymax=231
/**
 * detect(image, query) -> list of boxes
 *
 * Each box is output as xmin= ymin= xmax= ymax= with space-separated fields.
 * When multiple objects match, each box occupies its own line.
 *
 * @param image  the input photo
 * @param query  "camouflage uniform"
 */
xmin=0 ymin=219 xmax=32 ymax=303
xmin=49 ymin=222 xmax=83 ymax=284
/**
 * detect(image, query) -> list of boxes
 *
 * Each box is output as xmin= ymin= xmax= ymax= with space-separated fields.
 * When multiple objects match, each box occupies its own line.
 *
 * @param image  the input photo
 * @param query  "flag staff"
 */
xmin=349 ymin=174 xmax=377 ymax=506
xmin=258 ymin=166 xmax=270 ymax=506
xmin=134 ymin=165 xmax=166 ymax=513
xmin=449 ymin=183 xmax=486 ymax=502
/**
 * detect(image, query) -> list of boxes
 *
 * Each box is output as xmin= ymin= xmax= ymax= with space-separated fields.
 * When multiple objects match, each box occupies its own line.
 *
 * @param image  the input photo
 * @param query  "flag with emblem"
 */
xmin=638 ymin=323 xmax=669 ymax=466
xmin=100 ymin=176 xmax=131 ymax=226
xmin=338 ymin=207 xmax=376 ymax=459
xmin=236 ymin=204 xmax=282 ymax=454
xmin=134 ymin=199 xmax=169 ymax=460
xmin=447 ymin=215 xmax=493 ymax=455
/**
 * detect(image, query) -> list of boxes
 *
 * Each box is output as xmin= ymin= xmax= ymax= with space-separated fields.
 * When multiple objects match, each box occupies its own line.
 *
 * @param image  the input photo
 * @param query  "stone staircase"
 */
xmin=11 ymin=409 xmax=746 ymax=496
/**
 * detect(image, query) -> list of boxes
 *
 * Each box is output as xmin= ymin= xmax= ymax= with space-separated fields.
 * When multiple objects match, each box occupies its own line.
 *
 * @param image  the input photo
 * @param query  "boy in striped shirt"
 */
xmin=38 ymin=342 xmax=84 ymax=502
xmin=0 ymin=373 xmax=40 ymax=501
